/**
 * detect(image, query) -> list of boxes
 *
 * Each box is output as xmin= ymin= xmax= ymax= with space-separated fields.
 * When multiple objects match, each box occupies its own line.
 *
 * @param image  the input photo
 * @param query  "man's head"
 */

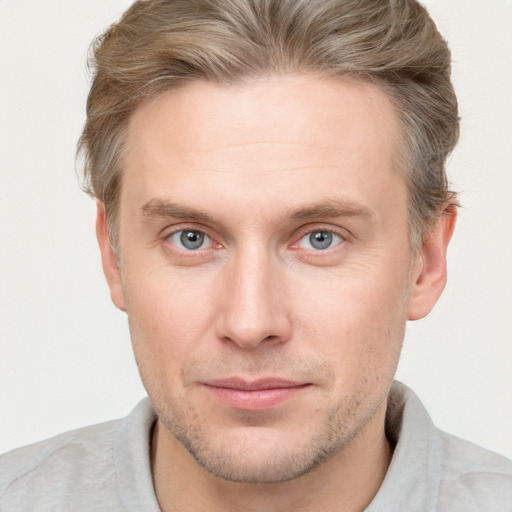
xmin=85 ymin=0 xmax=458 ymax=485
xmin=79 ymin=0 xmax=458 ymax=252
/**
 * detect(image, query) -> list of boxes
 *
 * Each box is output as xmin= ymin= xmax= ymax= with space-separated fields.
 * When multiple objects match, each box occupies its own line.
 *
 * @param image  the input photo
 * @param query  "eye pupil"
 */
xmin=180 ymin=230 xmax=204 ymax=250
xmin=310 ymin=231 xmax=333 ymax=250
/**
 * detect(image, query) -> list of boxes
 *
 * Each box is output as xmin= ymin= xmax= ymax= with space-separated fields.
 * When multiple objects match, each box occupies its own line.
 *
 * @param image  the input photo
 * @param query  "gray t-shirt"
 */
xmin=1 ymin=382 xmax=511 ymax=511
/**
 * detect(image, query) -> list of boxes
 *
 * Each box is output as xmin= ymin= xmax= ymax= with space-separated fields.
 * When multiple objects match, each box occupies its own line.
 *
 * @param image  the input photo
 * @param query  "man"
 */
xmin=1 ymin=0 xmax=511 ymax=510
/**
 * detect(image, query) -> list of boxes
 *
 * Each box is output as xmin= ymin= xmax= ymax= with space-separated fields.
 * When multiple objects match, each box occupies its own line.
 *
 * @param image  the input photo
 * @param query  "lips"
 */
xmin=203 ymin=377 xmax=311 ymax=411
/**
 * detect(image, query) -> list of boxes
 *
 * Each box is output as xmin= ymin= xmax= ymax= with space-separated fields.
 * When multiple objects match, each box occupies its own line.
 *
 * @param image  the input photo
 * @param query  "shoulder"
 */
xmin=0 ymin=398 xmax=157 ymax=511
xmin=0 ymin=419 xmax=121 ymax=511
xmin=377 ymin=382 xmax=512 ymax=512
xmin=438 ymin=431 xmax=512 ymax=511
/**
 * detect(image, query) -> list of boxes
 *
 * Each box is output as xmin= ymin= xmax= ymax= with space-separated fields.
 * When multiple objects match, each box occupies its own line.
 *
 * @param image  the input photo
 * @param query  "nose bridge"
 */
xmin=215 ymin=242 xmax=289 ymax=348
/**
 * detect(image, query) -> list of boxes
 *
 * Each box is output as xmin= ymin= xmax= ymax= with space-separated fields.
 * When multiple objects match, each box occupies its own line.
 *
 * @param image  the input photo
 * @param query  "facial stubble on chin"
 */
xmin=154 ymin=396 xmax=369 ymax=484
xmin=143 ymin=354 xmax=392 ymax=485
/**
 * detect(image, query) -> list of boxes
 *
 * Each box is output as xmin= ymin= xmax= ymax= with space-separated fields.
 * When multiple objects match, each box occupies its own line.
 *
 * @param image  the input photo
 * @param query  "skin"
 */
xmin=97 ymin=75 xmax=455 ymax=512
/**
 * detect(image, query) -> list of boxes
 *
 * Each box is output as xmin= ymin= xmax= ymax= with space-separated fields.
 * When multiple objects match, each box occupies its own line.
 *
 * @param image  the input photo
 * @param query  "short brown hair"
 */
xmin=78 ymin=0 xmax=459 ymax=250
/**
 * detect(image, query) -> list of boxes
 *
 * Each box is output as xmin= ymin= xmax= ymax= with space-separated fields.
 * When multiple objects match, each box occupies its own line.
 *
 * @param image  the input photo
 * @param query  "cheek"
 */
xmin=123 ymin=268 xmax=218 ymax=370
xmin=293 ymin=268 xmax=408 ymax=380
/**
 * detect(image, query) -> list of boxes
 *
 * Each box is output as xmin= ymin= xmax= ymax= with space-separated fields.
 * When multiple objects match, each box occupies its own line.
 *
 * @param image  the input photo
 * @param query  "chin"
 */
xmin=176 ymin=429 xmax=337 ymax=483
xmin=158 ymin=400 xmax=373 ymax=484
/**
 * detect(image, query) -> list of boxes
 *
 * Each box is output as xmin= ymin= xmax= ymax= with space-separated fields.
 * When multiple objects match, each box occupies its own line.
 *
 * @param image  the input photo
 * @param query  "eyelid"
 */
xmin=298 ymin=230 xmax=343 ymax=250
xmin=162 ymin=224 xmax=219 ymax=251
xmin=170 ymin=230 xmax=212 ymax=250
xmin=161 ymin=222 xmax=210 ymax=239
xmin=160 ymin=223 xmax=347 ymax=253
xmin=291 ymin=224 xmax=347 ymax=247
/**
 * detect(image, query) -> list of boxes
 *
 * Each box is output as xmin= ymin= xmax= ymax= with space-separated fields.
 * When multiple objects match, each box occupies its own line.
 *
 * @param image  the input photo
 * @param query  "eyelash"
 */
xmin=163 ymin=225 xmax=346 ymax=254
xmin=294 ymin=229 xmax=344 ymax=251
xmin=168 ymin=229 xmax=213 ymax=251
xmin=163 ymin=225 xmax=218 ymax=252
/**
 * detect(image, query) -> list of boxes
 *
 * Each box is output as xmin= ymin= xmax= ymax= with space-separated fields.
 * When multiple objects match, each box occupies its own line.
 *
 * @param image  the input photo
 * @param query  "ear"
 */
xmin=407 ymin=206 xmax=457 ymax=320
xmin=96 ymin=202 xmax=126 ymax=312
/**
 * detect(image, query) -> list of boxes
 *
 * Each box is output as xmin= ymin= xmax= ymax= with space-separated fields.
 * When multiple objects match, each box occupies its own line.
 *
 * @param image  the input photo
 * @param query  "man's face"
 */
xmin=108 ymin=75 xmax=420 ymax=482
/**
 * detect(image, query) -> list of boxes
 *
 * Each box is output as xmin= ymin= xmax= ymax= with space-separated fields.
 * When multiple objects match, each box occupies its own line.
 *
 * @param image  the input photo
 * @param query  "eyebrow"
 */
xmin=285 ymin=199 xmax=374 ymax=222
xmin=140 ymin=199 xmax=214 ymax=222
xmin=139 ymin=197 xmax=374 ymax=224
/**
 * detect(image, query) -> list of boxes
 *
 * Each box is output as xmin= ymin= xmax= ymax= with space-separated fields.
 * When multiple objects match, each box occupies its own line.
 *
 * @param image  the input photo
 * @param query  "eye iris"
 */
xmin=310 ymin=231 xmax=332 ymax=250
xmin=180 ymin=231 xmax=204 ymax=250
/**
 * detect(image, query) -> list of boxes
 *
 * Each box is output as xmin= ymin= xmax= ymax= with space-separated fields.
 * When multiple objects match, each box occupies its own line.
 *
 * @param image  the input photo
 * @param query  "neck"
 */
xmin=151 ymin=403 xmax=392 ymax=512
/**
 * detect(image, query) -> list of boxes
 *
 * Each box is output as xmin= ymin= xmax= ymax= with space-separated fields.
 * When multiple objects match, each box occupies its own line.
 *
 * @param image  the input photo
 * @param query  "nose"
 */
xmin=214 ymin=247 xmax=292 ymax=349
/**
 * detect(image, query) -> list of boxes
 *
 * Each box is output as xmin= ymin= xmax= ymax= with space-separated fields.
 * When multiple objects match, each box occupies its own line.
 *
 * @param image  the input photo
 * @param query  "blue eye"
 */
xmin=169 ymin=230 xmax=211 ymax=250
xmin=298 ymin=230 xmax=342 ymax=250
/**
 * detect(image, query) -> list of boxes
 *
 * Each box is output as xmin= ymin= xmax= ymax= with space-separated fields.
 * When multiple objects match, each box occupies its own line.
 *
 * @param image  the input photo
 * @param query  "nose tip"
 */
xmin=220 ymin=316 xmax=287 ymax=350
xmin=214 ymin=256 xmax=291 ymax=349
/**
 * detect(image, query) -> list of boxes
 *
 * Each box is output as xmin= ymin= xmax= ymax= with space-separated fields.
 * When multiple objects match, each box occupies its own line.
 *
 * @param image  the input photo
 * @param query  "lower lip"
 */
xmin=205 ymin=385 xmax=311 ymax=411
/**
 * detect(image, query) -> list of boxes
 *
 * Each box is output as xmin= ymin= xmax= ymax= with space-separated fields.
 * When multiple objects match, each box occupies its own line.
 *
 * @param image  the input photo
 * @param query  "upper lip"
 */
xmin=205 ymin=377 xmax=309 ymax=391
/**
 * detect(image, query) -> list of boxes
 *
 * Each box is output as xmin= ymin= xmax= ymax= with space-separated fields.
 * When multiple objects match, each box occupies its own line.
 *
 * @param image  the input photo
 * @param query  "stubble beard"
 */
xmin=148 ymin=380 xmax=388 ymax=484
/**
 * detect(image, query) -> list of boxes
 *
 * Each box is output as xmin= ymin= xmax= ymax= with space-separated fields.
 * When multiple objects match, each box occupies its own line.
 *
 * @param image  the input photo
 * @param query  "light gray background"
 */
xmin=1 ymin=0 xmax=511 ymax=459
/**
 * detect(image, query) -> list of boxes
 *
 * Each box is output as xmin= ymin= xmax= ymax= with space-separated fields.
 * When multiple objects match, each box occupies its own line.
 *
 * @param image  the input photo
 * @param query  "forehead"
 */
xmin=121 ymin=74 xmax=405 ymax=225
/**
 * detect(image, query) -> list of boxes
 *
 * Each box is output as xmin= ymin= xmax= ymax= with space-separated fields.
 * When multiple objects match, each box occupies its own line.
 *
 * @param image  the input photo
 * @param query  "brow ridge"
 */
xmin=285 ymin=199 xmax=374 ymax=222
xmin=139 ymin=197 xmax=374 ymax=225
xmin=140 ymin=199 xmax=213 ymax=222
